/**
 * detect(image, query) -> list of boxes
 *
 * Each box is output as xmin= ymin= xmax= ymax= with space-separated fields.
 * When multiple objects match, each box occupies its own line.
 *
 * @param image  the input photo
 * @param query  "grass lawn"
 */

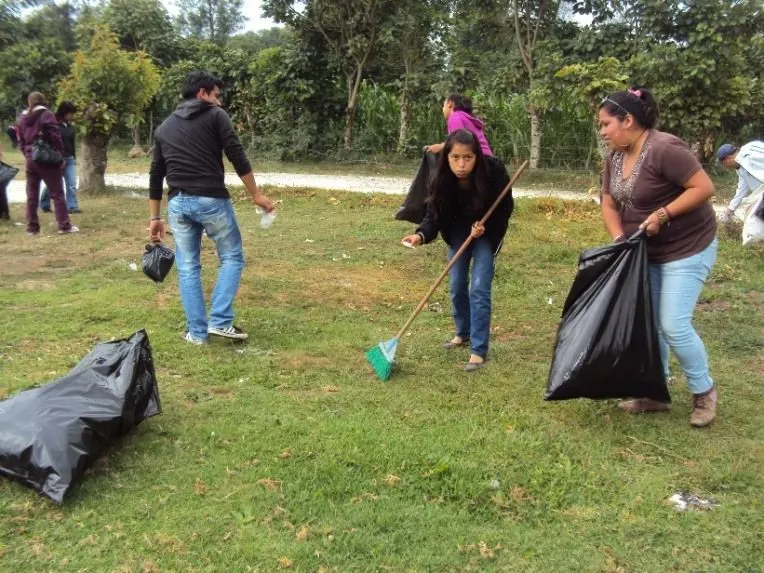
xmin=0 ymin=186 xmax=762 ymax=572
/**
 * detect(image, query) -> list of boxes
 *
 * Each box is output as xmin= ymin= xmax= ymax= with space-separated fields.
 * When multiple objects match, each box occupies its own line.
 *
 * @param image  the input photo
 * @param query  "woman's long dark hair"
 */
xmin=428 ymin=129 xmax=492 ymax=215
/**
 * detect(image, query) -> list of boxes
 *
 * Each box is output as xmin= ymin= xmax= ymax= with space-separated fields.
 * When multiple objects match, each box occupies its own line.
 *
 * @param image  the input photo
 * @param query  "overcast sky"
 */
xmin=162 ymin=0 xmax=279 ymax=33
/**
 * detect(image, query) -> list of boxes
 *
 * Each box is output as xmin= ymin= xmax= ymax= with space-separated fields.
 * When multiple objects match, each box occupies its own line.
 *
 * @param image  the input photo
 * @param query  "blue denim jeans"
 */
xmin=168 ymin=195 xmax=245 ymax=341
xmin=41 ymin=156 xmax=78 ymax=211
xmin=649 ymin=239 xmax=717 ymax=395
xmin=447 ymin=229 xmax=499 ymax=358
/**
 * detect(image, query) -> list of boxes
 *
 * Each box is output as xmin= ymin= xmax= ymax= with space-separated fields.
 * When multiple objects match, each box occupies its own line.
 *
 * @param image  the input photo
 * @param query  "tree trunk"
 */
xmin=530 ymin=106 xmax=541 ymax=169
xmin=397 ymin=74 xmax=410 ymax=154
xmin=81 ymin=131 xmax=110 ymax=194
xmin=343 ymin=66 xmax=364 ymax=151
xmin=132 ymin=124 xmax=141 ymax=148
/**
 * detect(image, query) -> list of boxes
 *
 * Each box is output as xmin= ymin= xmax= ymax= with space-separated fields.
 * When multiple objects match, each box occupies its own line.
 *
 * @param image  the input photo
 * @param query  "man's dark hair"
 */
xmin=55 ymin=101 xmax=77 ymax=119
xmin=181 ymin=71 xmax=224 ymax=100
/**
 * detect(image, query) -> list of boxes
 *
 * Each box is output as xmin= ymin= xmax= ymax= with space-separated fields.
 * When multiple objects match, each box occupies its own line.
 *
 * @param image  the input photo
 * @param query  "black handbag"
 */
xmin=0 ymin=161 xmax=19 ymax=187
xmin=31 ymin=136 xmax=62 ymax=165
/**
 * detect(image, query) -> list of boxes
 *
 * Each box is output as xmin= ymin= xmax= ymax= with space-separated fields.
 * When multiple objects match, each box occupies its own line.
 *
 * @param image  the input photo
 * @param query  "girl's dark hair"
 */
xmin=55 ymin=101 xmax=77 ymax=120
xmin=428 ymin=129 xmax=491 ymax=215
xmin=447 ymin=93 xmax=473 ymax=115
xmin=599 ymin=86 xmax=659 ymax=129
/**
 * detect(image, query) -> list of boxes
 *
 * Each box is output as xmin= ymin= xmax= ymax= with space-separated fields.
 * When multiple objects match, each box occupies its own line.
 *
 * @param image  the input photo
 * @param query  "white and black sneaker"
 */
xmin=208 ymin=325 xmax=248 ymax=340
xmin=183 ymin=331 xmax=206 ymax=345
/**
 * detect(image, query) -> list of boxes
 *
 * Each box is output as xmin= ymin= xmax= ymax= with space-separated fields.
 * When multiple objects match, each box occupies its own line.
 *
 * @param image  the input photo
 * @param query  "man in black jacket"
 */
xmin=148 ymin=71 xmax=273 ymax=344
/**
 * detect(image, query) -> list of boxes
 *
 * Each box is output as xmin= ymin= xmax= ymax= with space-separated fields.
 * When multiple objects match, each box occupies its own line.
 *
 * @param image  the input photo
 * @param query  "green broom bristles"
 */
xmin=366 ymin=338 xmax=398 ymax=381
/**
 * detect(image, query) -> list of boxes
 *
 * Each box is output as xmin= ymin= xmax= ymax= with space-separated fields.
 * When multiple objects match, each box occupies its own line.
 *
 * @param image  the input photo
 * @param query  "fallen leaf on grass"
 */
xmin=384 ymin=474 xmax=401 ymax=487
xmin=295 ymin=525 xmax=311 ymax=541
xmin=278 ymin=557 xmax=293 ymax=568
xmin=194 ymin=478 xmax=208 ymax=496
xmin=279 ymin=450 xmax=292 ymax=459
xmin=257 ymin=478 xmax=283 ymax=491
xmin=321 ymin=385 xmax=339 ymax=393
xmin=351 ymin=492 xmax=379 ymax=504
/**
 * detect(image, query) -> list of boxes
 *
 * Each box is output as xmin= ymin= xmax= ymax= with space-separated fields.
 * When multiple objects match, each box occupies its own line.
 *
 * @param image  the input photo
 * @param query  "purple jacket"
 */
xmin=447 ymin=110 xmax=493 ymax=156
xmin=17 ymin=107 xmax=64 ymax=160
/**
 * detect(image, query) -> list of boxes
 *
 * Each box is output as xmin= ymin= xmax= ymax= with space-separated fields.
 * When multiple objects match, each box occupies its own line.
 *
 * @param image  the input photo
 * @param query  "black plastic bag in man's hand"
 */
xmin=0 ymin=330 xmax=161 ymax=503
xmin=394 ymin=151 xmax=439 ymax=224
xmin=143 ymin=242 xmax=175 ymax=283
xmin=545 ymin=232 xmax=669 ymax=402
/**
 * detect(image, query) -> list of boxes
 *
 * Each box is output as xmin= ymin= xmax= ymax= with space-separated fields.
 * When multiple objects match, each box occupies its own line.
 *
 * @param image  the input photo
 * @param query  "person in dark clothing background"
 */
xmin=41 ymin=101 xmax=80 ymax=213
xmin=16 ymin=91 xmax=76 ymax=235
xmin=148 ymin=70 xmax=274 ymax=344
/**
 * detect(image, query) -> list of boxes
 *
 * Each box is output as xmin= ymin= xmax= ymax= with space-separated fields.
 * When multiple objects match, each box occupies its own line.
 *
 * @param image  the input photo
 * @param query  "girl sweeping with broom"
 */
xmin=401 ymin=129 xmax=514 ymax=371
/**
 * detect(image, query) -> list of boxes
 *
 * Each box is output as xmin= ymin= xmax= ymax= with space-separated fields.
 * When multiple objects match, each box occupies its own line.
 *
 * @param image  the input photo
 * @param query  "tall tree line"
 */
xmin=0 ymin=0 xmax=762 ymax=169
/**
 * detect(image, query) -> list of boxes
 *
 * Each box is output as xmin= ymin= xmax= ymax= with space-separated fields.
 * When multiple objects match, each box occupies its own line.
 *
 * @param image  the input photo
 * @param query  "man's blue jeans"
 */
xmin=649 ymin=239 xmax=717 ymax=395
xmin=168 ymin=195 xmax=245 ymax=341
xmin=41 ymin=156 xmax=78 ymax=211
xmin=447 ymin=230 xmax=499 ymax=359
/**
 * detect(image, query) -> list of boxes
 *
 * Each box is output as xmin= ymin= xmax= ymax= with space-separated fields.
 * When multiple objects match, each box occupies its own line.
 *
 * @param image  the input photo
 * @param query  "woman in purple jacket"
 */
xmin=425 ymin=94 xmax=493 ymax=157
xmin=16 ymin=92 xmax=76 ymax=235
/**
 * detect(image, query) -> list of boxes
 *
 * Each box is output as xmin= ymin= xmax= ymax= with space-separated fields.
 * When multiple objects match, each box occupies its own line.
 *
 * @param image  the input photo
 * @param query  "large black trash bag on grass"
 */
xmin=545 ymin=232 xmax=669 ymax=402
xmin=0 ymin=330 xmax=161 ymax=503
xmin=395 ymin=151 xmax=439 ymax=224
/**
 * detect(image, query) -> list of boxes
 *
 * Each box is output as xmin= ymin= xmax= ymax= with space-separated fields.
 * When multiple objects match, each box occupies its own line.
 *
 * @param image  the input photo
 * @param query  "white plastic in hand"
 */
xmin=260 ymin=210 xmax=277 ymax=229
xmin=401 ymin=239 xmax=416 ymax=249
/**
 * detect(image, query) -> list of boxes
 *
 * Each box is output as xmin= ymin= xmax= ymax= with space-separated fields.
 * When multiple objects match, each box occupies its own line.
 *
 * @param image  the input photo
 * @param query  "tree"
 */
xmin=510 ymin=0 xmax=561 ymax=169
xmin=104 ymin=0 xmax=181 ymax=67
xmin=0 ymin=38 xmax=71 ymax=119
xmin=382 ymin=0 xmax=447 ymax=153
xmin=24 ymin=2 xmax=77 ymax=52
xmin=176 ymin=0 xmax=246 ymax=45
xmin=264 ymin=0 xmax=395 ymax=150
xmin=58 ymin=26 xmax=159 ymax=194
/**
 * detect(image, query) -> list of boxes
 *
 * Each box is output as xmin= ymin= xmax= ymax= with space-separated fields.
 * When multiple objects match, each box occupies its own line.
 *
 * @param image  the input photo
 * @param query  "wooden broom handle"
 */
xmin=394 ymin=160 xmax=529 ymax=339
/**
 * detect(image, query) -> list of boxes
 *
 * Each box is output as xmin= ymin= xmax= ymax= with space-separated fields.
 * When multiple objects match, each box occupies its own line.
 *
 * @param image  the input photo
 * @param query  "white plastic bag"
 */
xmin=742 ymin=187 xmax=764 ymax=247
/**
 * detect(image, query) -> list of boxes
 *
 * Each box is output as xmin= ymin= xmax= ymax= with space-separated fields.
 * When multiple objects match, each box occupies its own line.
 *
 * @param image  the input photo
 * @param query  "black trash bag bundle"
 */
xmin=143 ymin=242 xmax=175 ymax=283
xmin=394 ymin=151 xmax=439 ymax=224
xmin=0 ymin=330 xmax=161 ymax=503
xmin=545 ymin=232 xmax=669 ymax=402
xmin=0 ymin=161 xmax=19 ymax=186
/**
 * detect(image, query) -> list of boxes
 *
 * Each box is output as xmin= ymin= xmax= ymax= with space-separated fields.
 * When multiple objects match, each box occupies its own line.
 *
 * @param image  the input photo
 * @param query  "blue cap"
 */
xmin=715 ymin=143 xmax=736 ymax=165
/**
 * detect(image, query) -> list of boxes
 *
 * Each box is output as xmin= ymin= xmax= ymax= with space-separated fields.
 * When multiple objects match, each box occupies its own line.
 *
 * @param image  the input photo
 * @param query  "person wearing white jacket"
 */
xmin=716 ymin=140 xmax=764 ymax=221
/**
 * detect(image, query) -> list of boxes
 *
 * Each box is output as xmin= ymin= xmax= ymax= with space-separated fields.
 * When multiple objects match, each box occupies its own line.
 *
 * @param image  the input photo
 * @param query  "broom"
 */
xmin=367 ymin=160 xmax=529 ymax=381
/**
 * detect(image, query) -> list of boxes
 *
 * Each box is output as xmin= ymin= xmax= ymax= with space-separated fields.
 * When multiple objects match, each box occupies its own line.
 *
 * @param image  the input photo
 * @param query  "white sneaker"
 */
xmin=58 ymin=225 xmax=80 ymax=234
xmin=208 ymin=325 xmax=248 ymax=340
xmin=183 ymin=331 xmax=206 ymax=345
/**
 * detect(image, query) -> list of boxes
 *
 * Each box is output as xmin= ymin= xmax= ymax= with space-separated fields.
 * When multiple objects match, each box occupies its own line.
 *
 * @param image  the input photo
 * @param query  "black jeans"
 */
xmin=0 ymin=182 xmax=9 ymax=219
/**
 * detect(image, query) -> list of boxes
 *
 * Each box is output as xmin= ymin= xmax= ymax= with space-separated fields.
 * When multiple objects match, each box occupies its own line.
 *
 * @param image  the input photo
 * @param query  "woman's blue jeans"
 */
xmin=649 ymin=238 xmax=718 ymax=395
xmin=447 ymin=231 xmax=499 ymax=358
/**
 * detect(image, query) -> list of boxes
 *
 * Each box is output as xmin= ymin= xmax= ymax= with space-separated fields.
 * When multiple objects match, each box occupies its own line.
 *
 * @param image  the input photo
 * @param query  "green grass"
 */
xmin=0 ymin=188 xmax=762 ymax=572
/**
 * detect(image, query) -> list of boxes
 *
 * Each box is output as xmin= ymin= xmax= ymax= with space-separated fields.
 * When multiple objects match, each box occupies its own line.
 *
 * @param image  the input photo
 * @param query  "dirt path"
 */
xmin=6 ymin=171 xmax=735 ymax=217
xmin=5 ymin=171 xmax=593 ymax=203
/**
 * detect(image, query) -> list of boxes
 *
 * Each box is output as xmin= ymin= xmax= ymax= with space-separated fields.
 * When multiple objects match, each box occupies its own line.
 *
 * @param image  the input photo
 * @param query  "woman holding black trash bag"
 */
xmin=16 ymin=92 xmax=77 ymax=235
xmin=599 ymin=87 xmax=718 ymax=427
xmin=401 ymin=129 xmax=512 ymax=372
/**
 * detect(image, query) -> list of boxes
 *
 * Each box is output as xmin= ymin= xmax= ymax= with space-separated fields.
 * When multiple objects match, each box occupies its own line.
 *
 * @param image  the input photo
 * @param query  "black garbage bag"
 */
xmin=0 ymin=161 xmax=19 ymax=187
xmin=142 ymin=242 xmax=175 ymax=283
xmin=545 ymin=232 xmax=669 ymax=402
xmin=395 ymin=151 xmax=439 ymax=224
xmin=0 ymin=330 xmax=161 ymax=503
